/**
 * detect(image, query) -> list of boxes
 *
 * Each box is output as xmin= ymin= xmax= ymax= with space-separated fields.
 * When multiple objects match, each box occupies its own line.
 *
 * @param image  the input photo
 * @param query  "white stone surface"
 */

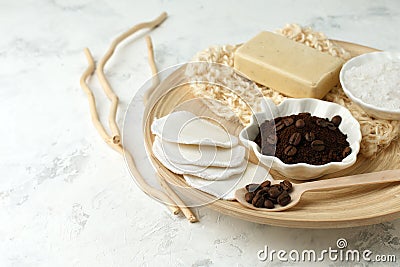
xmin=1 ymin=0 xmax=400 ymax=266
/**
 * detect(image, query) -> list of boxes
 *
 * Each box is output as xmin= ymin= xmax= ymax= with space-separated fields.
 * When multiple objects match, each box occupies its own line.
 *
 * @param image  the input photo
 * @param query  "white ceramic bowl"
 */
xmin=239 ymin=98 xmax=361 ymax=180
xmin=340 ymin=51 xmax=400 ymax=120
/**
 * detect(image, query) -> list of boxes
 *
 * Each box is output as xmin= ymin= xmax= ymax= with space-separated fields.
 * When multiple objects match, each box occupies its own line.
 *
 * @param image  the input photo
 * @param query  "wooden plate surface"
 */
xmin=143 ymin=41 xmax=400 ymax=228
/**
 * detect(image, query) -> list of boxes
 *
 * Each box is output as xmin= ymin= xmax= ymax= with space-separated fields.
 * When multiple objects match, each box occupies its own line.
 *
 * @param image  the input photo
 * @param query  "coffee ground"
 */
xmin=256 ymin=113 xmax=351 ymax=165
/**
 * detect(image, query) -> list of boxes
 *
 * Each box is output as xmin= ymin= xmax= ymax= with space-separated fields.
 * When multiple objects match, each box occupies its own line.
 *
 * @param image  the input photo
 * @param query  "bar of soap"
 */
xmin=234 ymin=31 xmax=345 ymax=99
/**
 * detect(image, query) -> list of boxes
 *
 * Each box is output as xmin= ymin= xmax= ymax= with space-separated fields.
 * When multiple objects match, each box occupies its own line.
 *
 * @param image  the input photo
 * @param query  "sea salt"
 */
xmin=344 ymin=59 xmax=400 ymax=110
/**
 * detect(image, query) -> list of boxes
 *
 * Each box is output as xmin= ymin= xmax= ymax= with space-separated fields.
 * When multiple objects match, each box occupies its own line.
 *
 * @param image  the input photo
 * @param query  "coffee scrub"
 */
xmin=255 ymin=113 xmax=351 ymax=165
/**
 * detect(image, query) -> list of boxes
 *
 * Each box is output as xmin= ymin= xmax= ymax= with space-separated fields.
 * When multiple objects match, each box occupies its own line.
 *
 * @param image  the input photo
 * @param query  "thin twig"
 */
xmin=95 ymin=12 xmax=167 ymax=142
xmin=80 ymin=47 xmax=180 ymax=215
xmin=157 ymin=173 xmax=181 ymax=215
xmin=80 ymin=48 xmax=119 ymax=150
xmin=157 ymin=173 xmax=198 ymax=223
xmin=145 ymin=35 xmax=160 ymax=85
xmin=143 ymin=35 xmax=160 ymax=105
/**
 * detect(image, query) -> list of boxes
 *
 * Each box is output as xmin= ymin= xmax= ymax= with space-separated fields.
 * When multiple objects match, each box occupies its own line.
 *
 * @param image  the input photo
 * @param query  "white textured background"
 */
xmin=1 ymin=0 xmax=399 ymax=266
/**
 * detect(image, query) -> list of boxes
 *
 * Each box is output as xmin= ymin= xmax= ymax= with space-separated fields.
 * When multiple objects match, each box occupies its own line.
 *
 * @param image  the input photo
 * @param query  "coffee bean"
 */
xmin=268 ymin=186 xmax=282 ymax=198
xmin=271 ymin=184 xmax=281 ymax=189
xmin=331 ymin=115 xmax=342 ymax=127
xmin=280 ymin=180 xmax=293 ymax=192
xmin=311 ymin=140 xmax=325 ymax=151
xmin=269 ymin=197 xmax=278 ymax=204
xmin=266 ymin=134 xmax=278 ymax=145
xmin=316 ymin=118 xmax=328 ymax=127
xmin=246 ymin=180 xmax=295 ymax=209
xmin=327 ymin=122 xmax=337 ymax=131
xmin=295 ymin=119 xmax=305 ymax=128
xmin=305 ymin=132 xmax=316 ymax=142
xmin=278 ymin=190 xmax=288 ymax=197
xmin=245 ymin=192 xmax=254 ymax=203
xmin=264 ymin=199 xmax=275 ymax=209
xmin=289 ymin=132 xmax=302 ymax=146
xmin=253 ymin=195 xmax=265 ymax=208
xmin=275 ymin=121 xmax=285 ymax=131
xmin=275 ymin=184 xmax=283 ymax=191
xmin=283 ymin=117 xmax=294 ymax=127
xmin=277 ymin=191 xmax=291 ymax=206
xmin=246 ymin=183 xmax=260 ymax=193
xmin=342 ymin=146 xmax=352 ymax=157
xmin=251 ymin=194 xmax=261 ymax=205
xmin=284 ymin=145 xmax=297 ymax=156
xmin=260 ymin=180 xmax=271 ymax=188
xmin=255 ymin=188 xmax=269 ymax=198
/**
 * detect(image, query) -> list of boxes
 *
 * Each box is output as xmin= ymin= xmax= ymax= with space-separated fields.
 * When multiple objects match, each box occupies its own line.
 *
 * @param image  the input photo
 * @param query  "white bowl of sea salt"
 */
xmin=340 ymin=51 xmax=400 ymax=120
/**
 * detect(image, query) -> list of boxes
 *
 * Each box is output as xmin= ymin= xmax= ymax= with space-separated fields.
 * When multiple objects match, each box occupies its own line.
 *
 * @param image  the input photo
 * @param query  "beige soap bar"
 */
xmin=234 ymin=31 xmax=345 ymax=99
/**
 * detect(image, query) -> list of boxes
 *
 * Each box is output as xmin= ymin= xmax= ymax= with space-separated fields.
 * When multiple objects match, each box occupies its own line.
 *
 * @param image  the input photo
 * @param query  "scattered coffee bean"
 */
xmin=268 ymin=186 xmax=282 ymax=198
xmin=246 ymin=183 xmax=259 ymax=193
xmin=260 ymin=180 xmax=271 ymax=188
xmin=327 ymin=122 xmax=337 ymax=131
xmin=267 ymin=134 xmax=278 ymax=145
xmin=251 ymin=194 xmax=261 ymax=205
xmin=304 ymin=131 xmax=316 ymax=142
xmin=295 ymin=119 xmax=305 ymax=128
xmin=275 ymin=121 xmax=285 ymax=131
xmin=311 ymin=140 xmax=325 ymax=151
xmin=284 ymin=145 xmax=297 ymax=156
xmin=272 ymin=184 xmax=282 ymax=190
xmin=331 ymin=115 xmax=342 ymax=127
xmin=253 ymin=195 xmax=265 ymax=208
xmin=289 ymin=132 xmax=302 ymax=146
xmin=255 ymin=188 xmax=268 ymax=198
xmin=245 ymin=192 xmax=254 ymax=203
xmin=280 ymin=180 xmax=293 ymax=192
xmin=277 ymin=191 xmax=291 ymax=206
xmin=342 ymin=146 xmax=352 ymax=157
xmin=244 ymin=180 xmax=293 ymax=209
xmin=316 ymin=118 xmax=328 ymax=127
xmin=283 ymin=117 xmax=294 ymax=127
xmin=264 ymin=199 xmax=275 ymax=209
xmin=269 ymin=198 xmax=278 ymax=204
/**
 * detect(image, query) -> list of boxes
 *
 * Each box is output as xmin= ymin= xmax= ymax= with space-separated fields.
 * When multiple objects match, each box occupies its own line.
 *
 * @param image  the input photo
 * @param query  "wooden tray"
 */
xmin=143 ymin=41 xmax=400 ymax=228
